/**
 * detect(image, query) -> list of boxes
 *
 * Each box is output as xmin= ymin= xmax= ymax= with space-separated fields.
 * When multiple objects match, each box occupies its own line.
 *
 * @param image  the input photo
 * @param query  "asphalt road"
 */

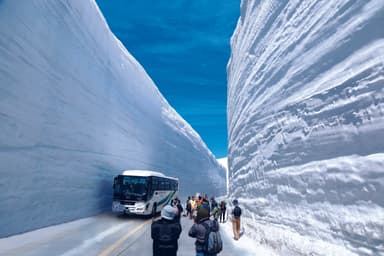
xmin=111 ymin=215 xmax=251 ymax=256
xmin=0 ymin=213 xmax=252 ymax=256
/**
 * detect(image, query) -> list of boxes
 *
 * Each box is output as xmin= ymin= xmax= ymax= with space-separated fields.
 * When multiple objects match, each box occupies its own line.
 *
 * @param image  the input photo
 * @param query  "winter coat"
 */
xmin=211 ymin=206 xmax=221 ymax=220
xmin=151 ymin=218 xmax=182 ymax=256
xmin=211 ymin=199 xmax=218 ymax=208
xmin=174 ymin=203 xmax=183 ymax=222
xmin=190 ymin=200 xmax=196 ymax=210
xmin=186 ymin=200 xmax=192 ymax=211
xmin=188 ymin=217 xmax=219 ymax=252
xmin=220 ymin=201 xmax=226 ymax=211
xmin=232 ymin=205 xmax=242 ymax=219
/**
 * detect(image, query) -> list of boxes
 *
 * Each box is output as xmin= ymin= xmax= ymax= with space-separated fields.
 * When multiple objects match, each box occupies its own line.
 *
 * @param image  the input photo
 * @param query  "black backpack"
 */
xmin=233 ymin=206 xmax=241 ymax=217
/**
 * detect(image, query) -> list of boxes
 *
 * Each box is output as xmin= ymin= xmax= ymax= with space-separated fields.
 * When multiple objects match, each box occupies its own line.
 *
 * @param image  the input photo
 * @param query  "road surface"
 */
xmin=0 ymin=213 xmax=254 ymax=256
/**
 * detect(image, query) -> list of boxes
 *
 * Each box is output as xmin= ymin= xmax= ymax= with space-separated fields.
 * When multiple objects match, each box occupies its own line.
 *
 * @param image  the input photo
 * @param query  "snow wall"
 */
xmin=227 ymin=0 xmax=384 ymax=255
xmin=0 ymin=0 xmax=225 ymax=237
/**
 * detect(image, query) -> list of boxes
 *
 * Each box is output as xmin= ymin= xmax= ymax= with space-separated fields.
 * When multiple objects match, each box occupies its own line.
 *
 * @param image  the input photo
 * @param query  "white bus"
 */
xmin=112 ymin=170 xmax=178 ymax=216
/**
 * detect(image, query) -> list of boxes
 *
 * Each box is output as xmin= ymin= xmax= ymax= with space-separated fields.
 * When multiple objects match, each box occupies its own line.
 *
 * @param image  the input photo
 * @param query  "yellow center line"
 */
xmin=98 ymin=219 xmax=152 ymax=256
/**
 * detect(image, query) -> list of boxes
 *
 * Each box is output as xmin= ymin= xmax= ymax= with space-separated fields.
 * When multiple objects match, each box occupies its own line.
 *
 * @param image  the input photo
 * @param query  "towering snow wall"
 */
xmin=0 ymin=0 xmax=225 ymax=237
xmin=227 ymin=0 xmax=384 ymax=255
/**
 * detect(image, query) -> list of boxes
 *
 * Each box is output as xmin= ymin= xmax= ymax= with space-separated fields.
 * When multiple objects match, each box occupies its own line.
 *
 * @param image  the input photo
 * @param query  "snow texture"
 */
xmin=217 ymin=157 xmax=229 ymax=196
xmin=227 ymin=0 xmax=384 ymax=255
xmin=0 ymin=0 xmax=225 ymax=237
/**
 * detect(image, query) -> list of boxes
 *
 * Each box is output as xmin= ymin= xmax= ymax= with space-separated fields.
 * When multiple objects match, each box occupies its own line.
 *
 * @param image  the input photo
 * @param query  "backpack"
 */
xmin=233 ymin=206 xmax=241 ymax=217
xmin=201 ymin=221 xmax=223 ymax=254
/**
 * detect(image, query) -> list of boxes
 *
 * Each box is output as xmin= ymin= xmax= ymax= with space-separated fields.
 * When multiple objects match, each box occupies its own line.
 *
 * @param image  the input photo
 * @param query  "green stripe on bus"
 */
xmin=158 ymin=191 xmax=176 ymax=206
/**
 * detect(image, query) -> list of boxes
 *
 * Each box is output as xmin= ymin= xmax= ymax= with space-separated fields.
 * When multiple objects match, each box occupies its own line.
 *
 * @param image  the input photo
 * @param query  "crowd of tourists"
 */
xmin=151 ymin=193 xmax=242 ymax=256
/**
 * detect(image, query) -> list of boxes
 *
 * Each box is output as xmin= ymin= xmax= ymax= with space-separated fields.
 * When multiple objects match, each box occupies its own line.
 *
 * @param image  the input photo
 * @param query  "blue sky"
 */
xmin=96 ymin=0 xmax=239 ymax=158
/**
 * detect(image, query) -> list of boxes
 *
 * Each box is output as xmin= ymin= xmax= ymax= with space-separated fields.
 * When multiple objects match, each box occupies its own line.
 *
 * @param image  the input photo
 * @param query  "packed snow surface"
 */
xmin=227 ymin=0 xmax=384 ymax=255
xmin=217 ymin=157 xmax=229 ymax=195
xmin=0 ymin=0 xmax=225 ymax=237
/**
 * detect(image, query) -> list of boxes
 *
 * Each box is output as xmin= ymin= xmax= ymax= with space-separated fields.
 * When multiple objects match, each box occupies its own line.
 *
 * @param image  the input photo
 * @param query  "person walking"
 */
xmin=185 ymin=196 xmax=192 ymax=217
xmin=196 ymin=195 xmax=203 ymax=209
xmin=219 ymin=201 xmax=226 ymax=223
xmin=188 ymin=207 xmax=221 ymax=256
xmin=210 ymin=197 xmax=218 ymax=209
xmin=174 ymin=198 xmax=183 ymax=223
xmin=191 ymin=196 xmax=197 ymax=220
xmin=211 ymin=203 xmax=221 ymax=221
xmin=151 ymin=205 xmax=182 ymax=256
xmin=231 ymin=199 xmax=242 ymax=240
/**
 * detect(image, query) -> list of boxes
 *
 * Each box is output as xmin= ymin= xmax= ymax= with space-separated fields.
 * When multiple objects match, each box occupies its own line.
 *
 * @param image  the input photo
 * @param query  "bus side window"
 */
xmin=162 ymin=178 xmax=168 ymax=190
xmin=152 ymin=177 xmax=159 ymax=191
xmin=165 ymin=180 xmax=170 ymax=190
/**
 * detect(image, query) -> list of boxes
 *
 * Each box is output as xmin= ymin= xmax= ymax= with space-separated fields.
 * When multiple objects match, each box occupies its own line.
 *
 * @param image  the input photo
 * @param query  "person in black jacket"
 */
xmin=151 ymin=205 xmax=182 ymax=256
xmin=219 ymin=201 xmax=226 ymax=223
xmin=231 ymin=199 xmax=242 ymax=240
xmin=188 ymin=206 xmax=220 ymax=256
xmin=185 ymin=196 xmax=192 ymax=218
xmin=173 ymin=198 xmax=184 ymax=223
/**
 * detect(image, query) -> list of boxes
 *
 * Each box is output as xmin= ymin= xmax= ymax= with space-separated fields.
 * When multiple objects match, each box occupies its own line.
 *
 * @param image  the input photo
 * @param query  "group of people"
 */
xmin=151 ymin=194 xmax=242 ymax=256
xmin=184 ymin=195 xmax=227 ymax=224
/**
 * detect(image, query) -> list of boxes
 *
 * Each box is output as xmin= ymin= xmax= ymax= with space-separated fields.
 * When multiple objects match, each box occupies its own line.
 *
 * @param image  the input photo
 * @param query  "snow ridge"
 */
xmin=0 ymin=1 xmax=225 ymax=237
xmin=227 ymin=0 xmax=384 ymax=255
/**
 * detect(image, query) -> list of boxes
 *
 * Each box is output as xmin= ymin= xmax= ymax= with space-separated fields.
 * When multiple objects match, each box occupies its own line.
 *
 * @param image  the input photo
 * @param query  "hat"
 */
xmin=161 ymin=205 xmax=176 ymax=220
xmin=197 ymin=206 xmax=209 ymax=222
xmin=201 ymin=201 xmax=210 ymax=211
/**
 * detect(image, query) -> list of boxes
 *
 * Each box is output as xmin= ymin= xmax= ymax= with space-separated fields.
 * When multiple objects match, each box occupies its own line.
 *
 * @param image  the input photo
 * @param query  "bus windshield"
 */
xmin=115 ymin=175 xmax=148 ymax=197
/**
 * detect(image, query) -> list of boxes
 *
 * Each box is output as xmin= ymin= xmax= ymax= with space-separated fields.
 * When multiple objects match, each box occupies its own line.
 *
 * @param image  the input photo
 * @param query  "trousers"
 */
xmin=232 ymin=217 xmax=241 ymax=240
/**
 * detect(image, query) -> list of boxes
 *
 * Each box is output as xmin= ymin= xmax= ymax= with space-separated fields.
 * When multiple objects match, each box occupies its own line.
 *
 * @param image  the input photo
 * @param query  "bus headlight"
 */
xmin=135 ymin=202 xmax=145 ymax=208
xmin=135 ymin=202 xmax=146 ymax=212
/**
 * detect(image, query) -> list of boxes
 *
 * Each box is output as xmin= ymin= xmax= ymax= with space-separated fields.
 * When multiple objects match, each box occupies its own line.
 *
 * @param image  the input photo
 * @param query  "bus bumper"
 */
xmin=112 ymin=201 xmax=147 ymax=215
